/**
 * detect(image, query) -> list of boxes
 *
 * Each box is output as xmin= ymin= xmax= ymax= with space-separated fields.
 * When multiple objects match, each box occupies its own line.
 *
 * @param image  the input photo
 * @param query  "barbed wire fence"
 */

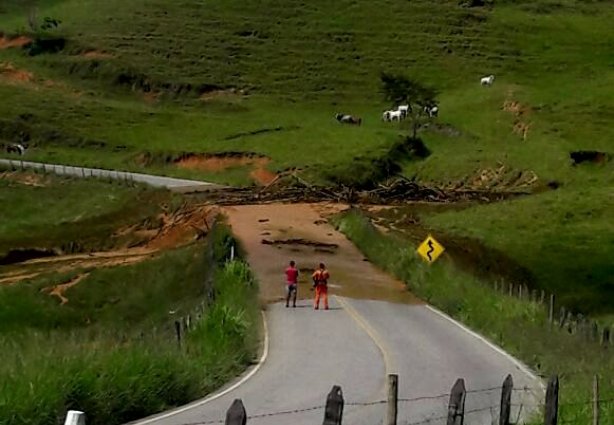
xmin=128 ymin=373 xmax=607 ymax=425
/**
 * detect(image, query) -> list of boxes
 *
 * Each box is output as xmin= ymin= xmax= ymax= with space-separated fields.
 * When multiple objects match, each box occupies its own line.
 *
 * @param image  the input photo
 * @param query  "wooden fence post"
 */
xmin=601 ymin=328 xmax=610 ymax=347
xmin=544 ymin=375 xmax=559 ymax=425
xmin=549 ymin=294 xmax=555 ymax=325
xmin=447 ymin=378 xmax=466 ymax=425
xmin=540 ymin=290 xmax=546 ymax=305
xmin=593 ymin=374 xmax=599 ymax=425
xmin=500 ymin=374 xmax=513 ymax=425
xmin=518 ymin=284 xmax=523 ymax=299
xmin=386 ymin=374 xmax=398 ymax=425
xmin=323 ymin=385 xmax=344 ymax=425
xmin=225 ymin=399 xmax=247 ymax=425
xmin=558 ymin=307 xmax=566 ymax=328
xmin=508 ymin=283 xmax=513 ymax=298
xmin=174 ymin=320 xmax=182 ymax=347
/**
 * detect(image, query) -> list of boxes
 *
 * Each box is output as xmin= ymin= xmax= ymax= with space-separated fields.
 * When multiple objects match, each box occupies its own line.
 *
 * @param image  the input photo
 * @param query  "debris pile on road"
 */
xmin=197 ymin=175 xmax=526 ymax=205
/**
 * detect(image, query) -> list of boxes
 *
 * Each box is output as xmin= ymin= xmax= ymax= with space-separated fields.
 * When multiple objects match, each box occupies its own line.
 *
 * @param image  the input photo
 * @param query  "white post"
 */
xmin=64 ymin=410 xmax=86 ymax=425
xmin=230 ymin=245 xmax=235 ymax=261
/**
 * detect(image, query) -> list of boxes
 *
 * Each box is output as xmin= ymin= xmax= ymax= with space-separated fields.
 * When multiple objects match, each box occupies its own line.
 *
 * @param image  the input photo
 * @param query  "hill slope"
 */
xmin=0 ymin=0 xmax=612 ymax=315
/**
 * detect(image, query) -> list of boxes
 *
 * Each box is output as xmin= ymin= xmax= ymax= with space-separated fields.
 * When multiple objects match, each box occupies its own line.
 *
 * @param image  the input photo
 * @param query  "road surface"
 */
xmin=0 ymin=159 xmax=223 ymax=192
xmin=129 ymin=204 xmax=544 ymax=425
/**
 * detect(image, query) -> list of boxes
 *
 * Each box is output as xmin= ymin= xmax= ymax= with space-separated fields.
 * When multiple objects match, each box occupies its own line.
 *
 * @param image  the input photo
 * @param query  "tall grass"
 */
xmin=0 ymin=227 xmax=260 ymax=425
xmin=334 ymin=209 xmax=613 ymax=425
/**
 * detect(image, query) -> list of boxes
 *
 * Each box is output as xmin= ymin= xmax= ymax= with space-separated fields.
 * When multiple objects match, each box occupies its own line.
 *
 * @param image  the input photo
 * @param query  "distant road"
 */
xmin=0 ymin=158 xmax=224 ymax=192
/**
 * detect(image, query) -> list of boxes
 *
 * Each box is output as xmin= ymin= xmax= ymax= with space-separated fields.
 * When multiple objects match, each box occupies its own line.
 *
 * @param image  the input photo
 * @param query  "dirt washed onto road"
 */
xmin=223 ymin=203 xmax=421 ymax=304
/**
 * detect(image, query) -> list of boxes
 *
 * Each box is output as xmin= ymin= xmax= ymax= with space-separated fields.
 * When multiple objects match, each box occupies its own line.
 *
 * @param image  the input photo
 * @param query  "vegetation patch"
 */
xmin=0 ymin=224 xmax=260 ymax=425
xmin=334 ymin=209 xmax=613 ymax=424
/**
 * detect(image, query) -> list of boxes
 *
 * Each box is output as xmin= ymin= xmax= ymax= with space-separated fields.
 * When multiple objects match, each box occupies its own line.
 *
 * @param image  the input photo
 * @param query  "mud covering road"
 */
xmin=130 ymin=203 xmax=543 ymax=425
xmin=223 ymin=203 xmax=420 ymax=304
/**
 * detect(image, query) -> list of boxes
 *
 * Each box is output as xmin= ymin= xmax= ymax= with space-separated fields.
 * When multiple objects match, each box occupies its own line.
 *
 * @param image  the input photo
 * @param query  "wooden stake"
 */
xmin=386 ymin=374 xmax=398 ymax=425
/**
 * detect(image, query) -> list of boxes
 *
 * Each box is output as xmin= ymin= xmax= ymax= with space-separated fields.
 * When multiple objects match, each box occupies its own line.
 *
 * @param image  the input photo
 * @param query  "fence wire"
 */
xmin=169 ymin=383 xmax=551 ymax=425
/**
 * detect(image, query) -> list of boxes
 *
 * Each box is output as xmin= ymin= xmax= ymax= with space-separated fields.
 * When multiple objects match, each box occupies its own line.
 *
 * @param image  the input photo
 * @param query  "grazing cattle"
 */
xmin=383 ymin=106 xmax=409 ymax=122
xmin=6 ymin=143 xmax=26 ymax=155
xmin=424 ymin=105 xmax=439 ymax=118
xmin=397 ymin=104 xmax=410 ymax=118
xmin=480 ymin=74 xmax=495 ymax=86
xmin=384 ymin=111 xmax=404 ymax=121
xmin=335 ymin=113 xmax=362 ymax=125
xmin=570 ymin=150 xmax=610 ymax=166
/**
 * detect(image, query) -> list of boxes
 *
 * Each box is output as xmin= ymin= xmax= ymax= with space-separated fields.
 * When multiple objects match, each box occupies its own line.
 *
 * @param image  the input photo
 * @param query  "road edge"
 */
xmin=127 ymin=310 xmax=270 ymax=425
xmin=424 ymin=305 xmax=546 ymax=392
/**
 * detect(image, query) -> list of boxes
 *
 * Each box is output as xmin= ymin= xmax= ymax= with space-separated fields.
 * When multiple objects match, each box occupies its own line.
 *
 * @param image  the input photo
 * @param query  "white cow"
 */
xmin=397 ymin=104 xmax=410 ymax=117
xmin=480 ymin=75 xmax=495 ymax=86
xmin=388 ymin=110 xmax=403 ymax=121
xmin=6 ymin=143 xmax=26 ymax=155
xmin=424 ymin=105 xmax=439 ymax=118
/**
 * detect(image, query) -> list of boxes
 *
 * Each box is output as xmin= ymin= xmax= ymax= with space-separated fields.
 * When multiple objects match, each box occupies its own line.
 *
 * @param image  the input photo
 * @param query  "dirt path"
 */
xmin=42 ymin=273 xmax=90 ymax=305
xmin=223 ymin=203 xmax=421 ymax=304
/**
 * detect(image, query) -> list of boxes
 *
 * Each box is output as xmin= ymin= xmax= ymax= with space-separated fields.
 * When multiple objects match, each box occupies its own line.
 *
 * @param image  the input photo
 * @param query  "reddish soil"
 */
xmin=176 ymin=154 xmax=277 ymax=185
xmin=250 ymin=167 xmax=277 ymax=185
xmin=199 ymin=89 xmax=245 ymax=101
xmin=81 ymin=50 xmax=114 ymax=59
xmin=503 ymin=95 xmax=532 ymax=141
xmin=143 ymin=91 xmax=160 ymax=103
xmin=0 ymin=272 xmax=40 ymax=286
xmin=0 ymin=36 xmax=32 ymax=50
xmin=0 ymin=205 xmax=215 ymax=286
xmin=0 ymin=63 xmax=34 ymax=83
xmin=222 ymin=203 xmax=421 ymax=304
xmin=42 ymin=273 xmax=90 ymax=305
xmin=0 ymin=171 xmax=47 ymax=187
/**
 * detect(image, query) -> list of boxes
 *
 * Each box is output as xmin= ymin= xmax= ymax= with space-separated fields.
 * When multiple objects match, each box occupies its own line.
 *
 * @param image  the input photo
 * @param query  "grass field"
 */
xmin=0 ymin=170 xmax=173 ymax=257
xmin=424 ymin=185 xmax=614 ymax=316
xmin=0 ymin=0 xmax=612 ymax=183
xmin=0 ymin=225 xmax=260 ymax=425
xmin=335 ymin=210 xmax=613 ymax=425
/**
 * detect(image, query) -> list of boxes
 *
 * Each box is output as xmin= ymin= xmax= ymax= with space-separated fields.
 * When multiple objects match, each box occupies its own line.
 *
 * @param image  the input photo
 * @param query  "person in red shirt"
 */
xmin=312 ymin=263 xmax=330 ymax=310
xmin=285 ymin=260 xmax=299 ymax=308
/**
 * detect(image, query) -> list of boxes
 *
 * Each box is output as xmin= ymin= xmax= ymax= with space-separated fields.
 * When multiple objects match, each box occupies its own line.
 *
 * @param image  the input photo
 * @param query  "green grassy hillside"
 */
xmin=1 ymin=0 xmax=612 ymax=315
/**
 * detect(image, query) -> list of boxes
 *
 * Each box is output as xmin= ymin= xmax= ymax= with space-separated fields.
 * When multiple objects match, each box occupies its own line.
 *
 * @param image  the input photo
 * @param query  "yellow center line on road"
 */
xmin=334 ymin=295 xmax=396 ymax=378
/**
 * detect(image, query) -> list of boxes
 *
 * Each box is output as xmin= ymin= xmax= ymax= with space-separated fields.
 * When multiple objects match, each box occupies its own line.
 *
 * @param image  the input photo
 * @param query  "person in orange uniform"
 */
xmin=312 ymin=263 xmax=330 ymax=310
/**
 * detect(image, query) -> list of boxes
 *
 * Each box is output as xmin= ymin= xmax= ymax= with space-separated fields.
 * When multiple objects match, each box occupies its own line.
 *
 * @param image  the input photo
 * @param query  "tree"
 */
xmin=380 ymin=72 xmax=438 ymax=139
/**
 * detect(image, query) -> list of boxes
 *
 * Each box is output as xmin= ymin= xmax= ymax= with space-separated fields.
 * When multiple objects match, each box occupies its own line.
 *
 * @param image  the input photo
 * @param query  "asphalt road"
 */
xmin=0 ymin=159 xmax=223 ymax=192
xmin=130 ymin=299 xmax=387 ymax=425
xmin=129 ymin=298 xmax=542 ymax=425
